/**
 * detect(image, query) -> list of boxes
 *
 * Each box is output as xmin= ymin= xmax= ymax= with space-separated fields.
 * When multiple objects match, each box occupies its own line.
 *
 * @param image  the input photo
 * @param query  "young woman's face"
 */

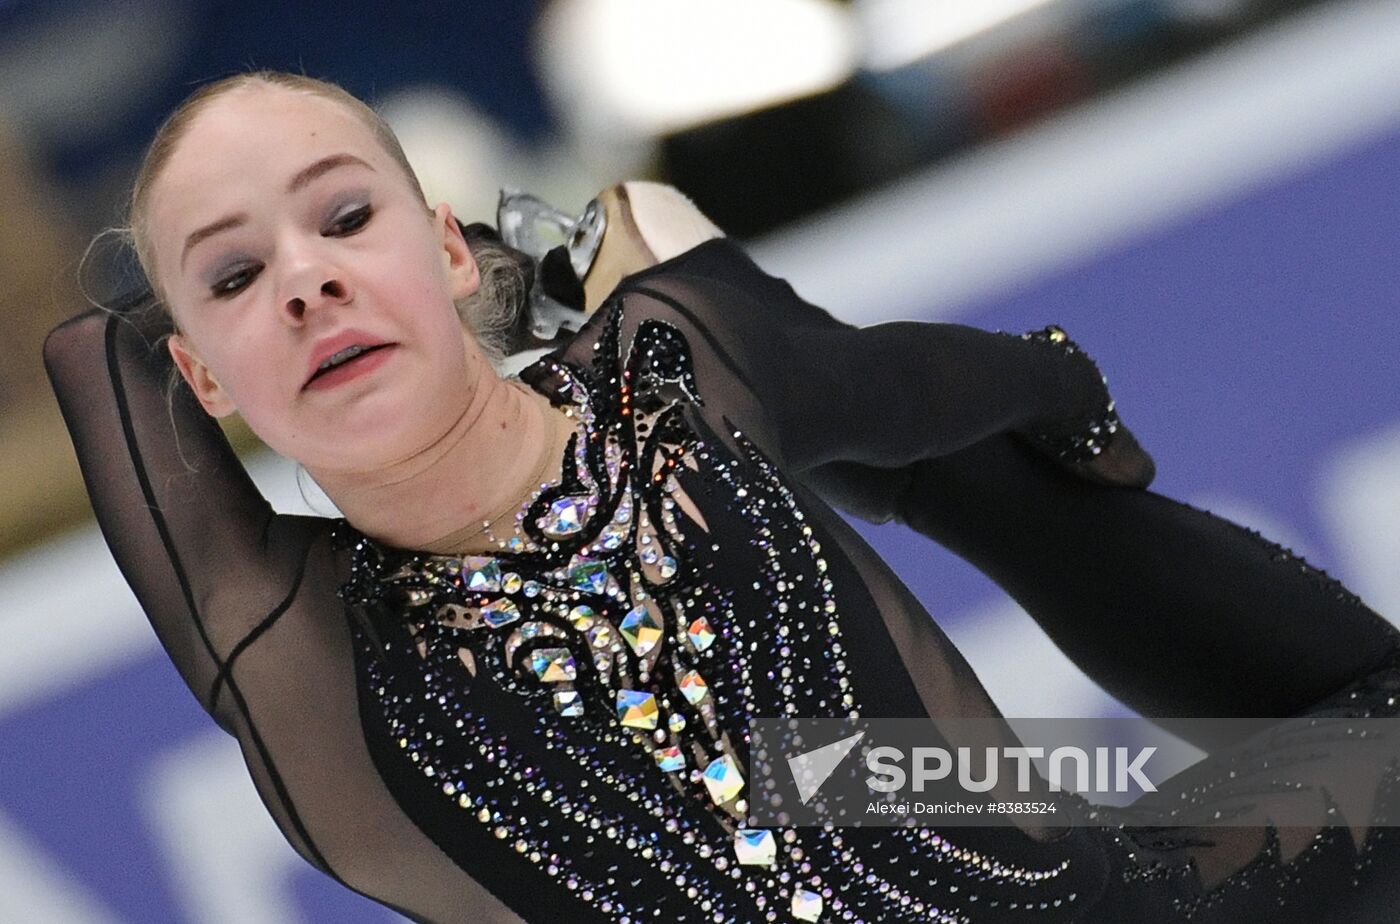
xmin=147 ymin=85 xmax=482 ymax=473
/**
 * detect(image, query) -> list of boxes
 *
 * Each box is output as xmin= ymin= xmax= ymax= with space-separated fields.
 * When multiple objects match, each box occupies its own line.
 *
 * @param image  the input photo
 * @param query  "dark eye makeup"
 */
xmin=326 ymin=201 xmax=373 ymax=236
xmin=205 ymin=199 xmax=375 ymax=299
xmin=211 ymin=263 xmax=260 ymax=298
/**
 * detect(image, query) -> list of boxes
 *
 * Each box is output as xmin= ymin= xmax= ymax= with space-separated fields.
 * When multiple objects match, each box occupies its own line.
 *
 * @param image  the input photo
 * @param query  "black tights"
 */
xmin=893 ymin=433 xmax=1400 ymax=748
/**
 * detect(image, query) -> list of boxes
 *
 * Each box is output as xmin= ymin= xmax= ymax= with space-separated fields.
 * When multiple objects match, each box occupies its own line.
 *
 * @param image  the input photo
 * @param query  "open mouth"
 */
xmin=305 ymin=343 xmax=395 ymax=389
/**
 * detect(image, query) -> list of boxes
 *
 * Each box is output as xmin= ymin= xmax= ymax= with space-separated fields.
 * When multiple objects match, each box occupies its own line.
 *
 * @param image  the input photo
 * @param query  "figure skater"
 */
xmin=44 ymin=71 xmax=1400 ymax=922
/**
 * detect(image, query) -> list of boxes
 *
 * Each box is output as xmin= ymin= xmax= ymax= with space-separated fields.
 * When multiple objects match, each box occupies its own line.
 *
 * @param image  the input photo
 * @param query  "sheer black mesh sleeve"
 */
xmin=44 ymin=297 xmax=533 ymax=920
xmin=610 ymin=242 xmax=1093 ymax=476
xmin=43 ymin=297 xmax=306 ymax=729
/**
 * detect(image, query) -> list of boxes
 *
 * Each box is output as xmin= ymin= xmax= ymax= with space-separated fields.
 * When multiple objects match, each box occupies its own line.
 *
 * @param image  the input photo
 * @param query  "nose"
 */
xmin=278 ymin=250 xmax=353 ymax=324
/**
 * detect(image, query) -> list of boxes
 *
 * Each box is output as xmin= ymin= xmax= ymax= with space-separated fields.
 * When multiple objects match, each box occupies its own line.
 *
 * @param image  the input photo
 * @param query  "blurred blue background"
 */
xmin=1 ymin=0 xmax=1398 ymax=920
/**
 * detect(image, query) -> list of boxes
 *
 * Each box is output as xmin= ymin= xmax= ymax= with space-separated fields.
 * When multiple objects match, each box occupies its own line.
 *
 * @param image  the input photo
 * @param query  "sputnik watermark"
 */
xmin=863 ymin=745 xmax=1157 ymax=795
xmin=749 ymin=717 xmax=1400 ymax=828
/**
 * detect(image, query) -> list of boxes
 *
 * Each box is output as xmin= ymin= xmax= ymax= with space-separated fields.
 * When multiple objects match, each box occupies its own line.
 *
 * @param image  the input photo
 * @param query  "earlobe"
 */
xmin=167 ymin=334 xmax=236 ymax=419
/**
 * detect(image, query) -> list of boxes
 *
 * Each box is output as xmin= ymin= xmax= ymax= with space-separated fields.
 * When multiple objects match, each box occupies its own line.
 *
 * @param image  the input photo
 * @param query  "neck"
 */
xmin=310 ymin=358 xmax=562 ymax=553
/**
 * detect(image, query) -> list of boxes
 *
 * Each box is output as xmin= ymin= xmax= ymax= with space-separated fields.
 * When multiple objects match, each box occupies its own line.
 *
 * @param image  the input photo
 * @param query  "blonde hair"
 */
xmin=123 ymin=69 xmax=525 ymax=368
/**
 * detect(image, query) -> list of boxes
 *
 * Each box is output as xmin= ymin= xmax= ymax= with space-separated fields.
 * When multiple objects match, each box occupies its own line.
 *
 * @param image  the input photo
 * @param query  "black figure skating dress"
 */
xmin=45 ymin=237 xmax=1400 ymax=922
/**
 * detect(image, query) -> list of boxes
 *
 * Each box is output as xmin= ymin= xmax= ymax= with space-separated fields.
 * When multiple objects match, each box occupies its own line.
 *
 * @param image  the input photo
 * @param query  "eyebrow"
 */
xmin=179 ymin=153 xmax=376 ymax=270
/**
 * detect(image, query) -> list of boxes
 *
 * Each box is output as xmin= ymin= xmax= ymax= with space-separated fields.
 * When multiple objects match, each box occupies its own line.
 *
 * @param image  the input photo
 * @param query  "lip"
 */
xmin=303 ymin=329 xmax=395 ymax=389
xmin=304 ymin=343 xmax=396 ymax=392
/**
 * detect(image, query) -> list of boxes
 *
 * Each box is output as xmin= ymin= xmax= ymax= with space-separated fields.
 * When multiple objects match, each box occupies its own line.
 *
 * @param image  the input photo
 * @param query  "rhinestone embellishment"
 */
xmin=335 ymin=306 xmax=1080 ymax=924
xmin=734 ymin=828 xmax=777 ymax=867
xmin=481 ymin=598 xmax=520 ymax=628
xmin=527 ymin=647 xmax=576 ymax=682
xmin=619 ymin=603 xmax=663 ymax=655
xmin=702 ymin=754 xmax=745 ymax=805
xmin=791 ymin=889 xmax=823 ymax=921
xmin=539 ymin=495 xmax=589 ymax=537
xmin=616 ymin=689 xmax=660 ymax=730
xmin=461 ymin=556 xmax=501 ymax=592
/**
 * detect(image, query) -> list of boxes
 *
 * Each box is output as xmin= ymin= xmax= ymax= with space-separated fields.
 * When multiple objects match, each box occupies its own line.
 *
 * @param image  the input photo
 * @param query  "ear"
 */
xmin=168 ymin=333 xmax=236 ymax=418
xmin=432 ymin=202 xmax=481 ymax=301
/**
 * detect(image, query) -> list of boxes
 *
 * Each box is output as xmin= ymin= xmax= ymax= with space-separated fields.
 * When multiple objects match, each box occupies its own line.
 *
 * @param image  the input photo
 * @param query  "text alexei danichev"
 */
xmin=867 ymin=801 xmax=1060 ymax=815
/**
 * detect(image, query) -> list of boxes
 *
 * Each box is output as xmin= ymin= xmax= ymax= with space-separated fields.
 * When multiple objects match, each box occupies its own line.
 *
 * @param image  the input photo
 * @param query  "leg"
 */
xmin=893 ymin=433 xmax=1400 ymax=745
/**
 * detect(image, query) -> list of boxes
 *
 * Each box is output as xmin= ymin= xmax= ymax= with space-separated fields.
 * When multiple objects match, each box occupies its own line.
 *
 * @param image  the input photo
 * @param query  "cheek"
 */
xmin=199 ymin=332 xmax=295 ymax=426
xmin=364 ymin=254 xmax=466 ymax=344
xmin=364 ymin=224 xmax=457 ymax=304
xmin=403 ymin=260 xmax=455 ymax=314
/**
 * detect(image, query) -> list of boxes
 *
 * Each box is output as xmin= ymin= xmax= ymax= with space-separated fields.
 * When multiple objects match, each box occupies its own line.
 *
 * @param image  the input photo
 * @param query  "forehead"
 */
xmin=147 ymin=86 xmax=387 ymax=246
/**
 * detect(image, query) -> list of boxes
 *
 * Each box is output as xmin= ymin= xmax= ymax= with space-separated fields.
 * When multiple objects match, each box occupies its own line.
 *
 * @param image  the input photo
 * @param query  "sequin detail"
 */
xmin=337 ymin=303 xmax=1082 ymax=922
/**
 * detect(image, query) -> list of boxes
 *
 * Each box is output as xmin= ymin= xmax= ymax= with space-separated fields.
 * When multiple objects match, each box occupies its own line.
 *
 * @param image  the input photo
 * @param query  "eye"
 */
xmin=326 ymin=203 xmax=372 ymax=236
xmin=211 ymin=264 xmax=261 ymax=298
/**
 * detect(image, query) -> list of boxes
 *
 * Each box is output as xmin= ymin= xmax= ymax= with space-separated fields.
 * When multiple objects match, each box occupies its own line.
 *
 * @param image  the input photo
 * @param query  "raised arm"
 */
xmin=579 ymin=182 xmax=1141 ymax=483
xmin=608 ymin=236 xmax=1126 ymax=480
xmin=43 ymin=296 xmax=306 ymax=729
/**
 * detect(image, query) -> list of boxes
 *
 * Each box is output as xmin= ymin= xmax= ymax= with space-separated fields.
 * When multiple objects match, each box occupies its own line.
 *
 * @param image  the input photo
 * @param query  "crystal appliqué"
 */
xmin=339 ymin=311 xmax=753 ymax=826
xmin=335 ymin=298 xmax=1076 ymax=923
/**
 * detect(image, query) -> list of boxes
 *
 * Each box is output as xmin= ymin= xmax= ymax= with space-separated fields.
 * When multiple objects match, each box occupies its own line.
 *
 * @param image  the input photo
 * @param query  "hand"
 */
xmin=1014 ymin=325 xmax=1157 ymax=490
xmin=1057 ymin=422 xmax=1156 ymax=489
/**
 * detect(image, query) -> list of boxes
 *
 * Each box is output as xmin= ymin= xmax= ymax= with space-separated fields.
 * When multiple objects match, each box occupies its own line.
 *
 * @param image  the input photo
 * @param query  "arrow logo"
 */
xmin=787 ymin=731 xmax=866 ymax=804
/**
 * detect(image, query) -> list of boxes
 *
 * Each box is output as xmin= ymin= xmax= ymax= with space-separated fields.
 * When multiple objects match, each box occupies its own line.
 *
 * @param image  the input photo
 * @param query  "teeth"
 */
xmin=319 ymin=344 xmax=367 ymax=371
